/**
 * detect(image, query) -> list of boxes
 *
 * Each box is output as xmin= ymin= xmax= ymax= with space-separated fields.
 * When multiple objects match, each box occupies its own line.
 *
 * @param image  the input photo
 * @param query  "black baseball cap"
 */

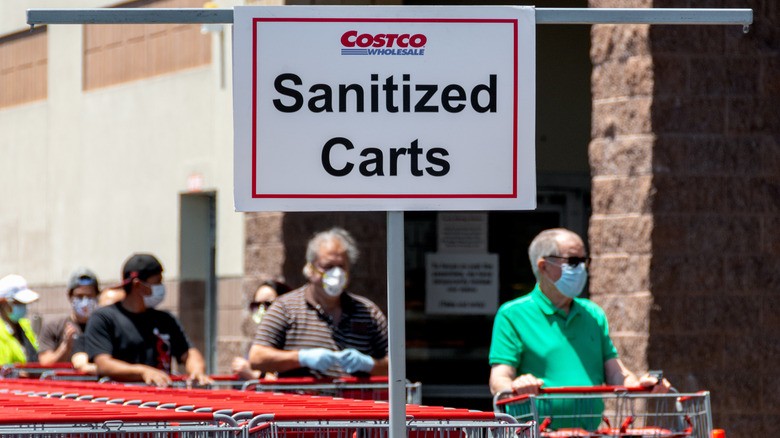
xmin=67 ymin=267 xmax=99 ymax=294
xmin=122 ymin=254 xmax=163 ymax=281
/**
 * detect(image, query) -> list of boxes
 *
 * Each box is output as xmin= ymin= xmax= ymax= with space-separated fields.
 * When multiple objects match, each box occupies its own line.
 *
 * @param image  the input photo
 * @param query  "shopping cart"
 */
xmin=247 ymin=417 xmax=532 ymax=438
xmin=246 ymin=411 xmax=532 ymax=438
xmin=164 ymin=374 xmax=252 ymax=389
xmin=0 ymin=362 xmax=76 ymax=379
xmin=0 ymin=379 xmax=533 ymax=438
xmin=241 ymin=376 xmax=423 ymax=404
xmin=0 ymin=387 xmax=243 ymax=438
xmin=493 ymin=386 xmax=712 ymax=438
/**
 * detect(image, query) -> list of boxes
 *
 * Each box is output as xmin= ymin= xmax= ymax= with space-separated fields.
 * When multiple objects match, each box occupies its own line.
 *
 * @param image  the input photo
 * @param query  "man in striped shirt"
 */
xmin=249 ymin=228 xmax=388 ymax=378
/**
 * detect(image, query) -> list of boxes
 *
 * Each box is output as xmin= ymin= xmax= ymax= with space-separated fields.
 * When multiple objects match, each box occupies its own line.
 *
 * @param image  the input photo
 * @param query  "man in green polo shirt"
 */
xmin=488 ymin=228 xmax=669 ymax=430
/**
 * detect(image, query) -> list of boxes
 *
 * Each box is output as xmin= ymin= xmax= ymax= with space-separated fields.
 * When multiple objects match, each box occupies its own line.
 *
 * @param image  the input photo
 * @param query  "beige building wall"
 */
xmin=1 ymin=0 xmax=403 ymax=374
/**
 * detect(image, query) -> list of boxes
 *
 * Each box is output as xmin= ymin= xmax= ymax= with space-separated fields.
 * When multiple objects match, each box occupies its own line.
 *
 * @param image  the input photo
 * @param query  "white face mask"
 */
xmin=321 ymin=267 xmax=348 ymax=297
xmin=72 ymin=296 xmax=97 ymax=319
xmin=142 ymin=283 xmax=166 ymax=309
xmin=553 ymin=263 xmax=588 ymax=299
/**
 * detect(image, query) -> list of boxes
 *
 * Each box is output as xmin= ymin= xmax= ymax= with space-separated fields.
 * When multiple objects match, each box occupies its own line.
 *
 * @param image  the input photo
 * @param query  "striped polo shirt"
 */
xmin=254 ymin=286 xmax=388 ymax=378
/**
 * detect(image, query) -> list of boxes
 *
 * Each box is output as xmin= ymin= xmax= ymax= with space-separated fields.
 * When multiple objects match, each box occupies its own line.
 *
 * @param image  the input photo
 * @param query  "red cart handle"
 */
xmin=495 ymin=385 xmax=651 ymax=406
xmin=536 ymin=385 xmax=649 ymax=394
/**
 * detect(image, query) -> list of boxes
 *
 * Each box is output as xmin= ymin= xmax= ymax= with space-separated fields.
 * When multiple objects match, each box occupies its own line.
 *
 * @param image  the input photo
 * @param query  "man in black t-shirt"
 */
xmin=85 ymin=254 xmax=210 ymax=387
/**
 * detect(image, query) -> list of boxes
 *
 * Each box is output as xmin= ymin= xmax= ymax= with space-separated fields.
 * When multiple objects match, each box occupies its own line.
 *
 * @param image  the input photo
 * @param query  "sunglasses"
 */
xmin=249 ymin=301 xmax=274 ymax=312
xmin=544 ymin=255 xmax=590 ymax=267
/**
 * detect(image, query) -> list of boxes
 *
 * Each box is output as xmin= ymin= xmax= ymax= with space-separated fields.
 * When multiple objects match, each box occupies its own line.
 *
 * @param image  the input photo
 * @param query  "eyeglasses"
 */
xmin=544 ymin=255 xmax=590 ymax=268
xmin=249 ymin=301 xmax=274 ymax=312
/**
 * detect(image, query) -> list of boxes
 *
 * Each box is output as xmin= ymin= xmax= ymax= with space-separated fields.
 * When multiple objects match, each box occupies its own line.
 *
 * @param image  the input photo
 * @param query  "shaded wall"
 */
xmin=589 ymin=1 xmax=780 ymax=436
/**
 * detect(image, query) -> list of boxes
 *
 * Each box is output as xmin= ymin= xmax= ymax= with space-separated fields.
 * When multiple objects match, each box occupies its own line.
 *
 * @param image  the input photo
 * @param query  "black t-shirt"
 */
xmin=84 ymin=303 xmax=192 ymax=373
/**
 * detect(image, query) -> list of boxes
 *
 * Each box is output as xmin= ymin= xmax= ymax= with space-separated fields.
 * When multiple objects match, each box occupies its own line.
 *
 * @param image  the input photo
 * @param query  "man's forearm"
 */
xmin=604 ymin=358 xmax=640 ymax=386
xmin=38 ymin=347 xmax=69 ymax=365
xmin=94 ymin=355 xmax=154 ymax=381
xmin=249 ymin=345 xmax=303 ymax=373
xmin=489 ymin=375 xmax=514 ymax=395
xmin=184 ymin=348 xmax=207 ymax=376
xmin=489 ymin=364 xmax=518 ymax=395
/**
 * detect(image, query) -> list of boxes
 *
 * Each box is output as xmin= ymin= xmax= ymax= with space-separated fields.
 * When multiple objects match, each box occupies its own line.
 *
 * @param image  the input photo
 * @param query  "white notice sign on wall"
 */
xmin=233 ymin=6 xmax=536 ymax=212
xmin=425 ymin=253 xmax=499 ymax=315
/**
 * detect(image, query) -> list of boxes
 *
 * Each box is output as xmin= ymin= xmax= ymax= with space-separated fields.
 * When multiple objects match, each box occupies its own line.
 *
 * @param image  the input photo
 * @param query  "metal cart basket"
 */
xmin=494 ymin=386 xmax=712 ymax=438
xmin=246 ymin=414 xmax=533 ymax=438
xmin=0 ymin=379 xmax=531 ymax=438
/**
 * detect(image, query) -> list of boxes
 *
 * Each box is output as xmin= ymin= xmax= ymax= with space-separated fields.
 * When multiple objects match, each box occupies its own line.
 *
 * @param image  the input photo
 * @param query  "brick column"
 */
xmin=590 ymin=1 xmax=780 ymax=436
xmin=589 ymin=16 xmax=654 ymax=375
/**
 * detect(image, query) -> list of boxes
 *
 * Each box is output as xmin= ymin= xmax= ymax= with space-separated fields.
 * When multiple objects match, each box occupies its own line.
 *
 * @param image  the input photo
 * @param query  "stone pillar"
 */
xmin=590 ymin=1 xmax=780 ymax=436
xmin=589 ymin=16 xmax=654 ymax=376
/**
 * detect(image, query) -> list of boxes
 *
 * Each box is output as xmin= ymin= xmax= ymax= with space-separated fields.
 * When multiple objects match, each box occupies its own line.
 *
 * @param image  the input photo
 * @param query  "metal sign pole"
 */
xmin=387 ymin=211 xmax=406 ymax=437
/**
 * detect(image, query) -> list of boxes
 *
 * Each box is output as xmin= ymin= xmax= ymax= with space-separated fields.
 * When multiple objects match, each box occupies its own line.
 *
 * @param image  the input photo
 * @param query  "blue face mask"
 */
xmin=8 ymin=303 xmax=27 ymax=323
xmin=553 ymin=263 xmax=588 ymax=299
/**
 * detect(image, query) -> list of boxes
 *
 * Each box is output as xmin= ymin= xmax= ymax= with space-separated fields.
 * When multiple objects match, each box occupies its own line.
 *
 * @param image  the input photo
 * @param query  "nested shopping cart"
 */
xmin=241 ymin=376 xmax=423 ymax=404
xmin=244 ymin=406 xmax=531 ymax=438
xmin=0 ymin=388 xmax=243 ymax=438
xmin=247 ymin=416 xmax=531 ymax=438
xmin=0 ymin=379 xmax=534 ymax=438
xmin=493 ymin=386 xmax=712 ymax=438
xmin=1 ymin=362 xmax=77 ymax=379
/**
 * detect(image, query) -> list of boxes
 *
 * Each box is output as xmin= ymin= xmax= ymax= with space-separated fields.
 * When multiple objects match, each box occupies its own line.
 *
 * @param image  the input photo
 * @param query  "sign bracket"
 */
xmin=27 ymin=7 xmax=753 ymax=28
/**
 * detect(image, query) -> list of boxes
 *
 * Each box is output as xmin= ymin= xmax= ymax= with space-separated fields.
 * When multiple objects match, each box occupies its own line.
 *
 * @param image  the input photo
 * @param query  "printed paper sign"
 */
xmin=425 ymin=253 xmax=499 ymax=315
xmin=437 ymin=212 xmax=488 ymax=253
xmin=233 ymin=6 xmax=536 ymax=211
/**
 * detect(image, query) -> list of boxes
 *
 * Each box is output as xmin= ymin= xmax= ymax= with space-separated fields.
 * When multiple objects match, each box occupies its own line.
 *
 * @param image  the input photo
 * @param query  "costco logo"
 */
xmin=341 ymin=30 xmax=426 ymax=56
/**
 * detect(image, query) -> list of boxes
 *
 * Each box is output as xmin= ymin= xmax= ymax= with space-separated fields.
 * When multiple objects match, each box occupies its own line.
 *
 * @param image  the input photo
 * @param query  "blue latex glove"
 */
xmin=338 ymin=348 xmax=375 ymax=374
xmin=298 ymin=348 xmax=340 ymax=372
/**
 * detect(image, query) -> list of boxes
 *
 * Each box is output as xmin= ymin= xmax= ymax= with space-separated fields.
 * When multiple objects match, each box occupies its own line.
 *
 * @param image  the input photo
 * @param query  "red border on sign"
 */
xmin=252 ymin=17 xmax=519 ymax=199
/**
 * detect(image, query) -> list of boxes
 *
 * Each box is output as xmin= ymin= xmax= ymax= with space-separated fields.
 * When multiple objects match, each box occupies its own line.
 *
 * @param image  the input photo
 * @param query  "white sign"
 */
xmin=233 ymin=6 xmax=536 ymax=212
xmin=425 ymin=253 xmax=499 ymax=315
xmin=437 ymin=212 xmax=488 ymax=253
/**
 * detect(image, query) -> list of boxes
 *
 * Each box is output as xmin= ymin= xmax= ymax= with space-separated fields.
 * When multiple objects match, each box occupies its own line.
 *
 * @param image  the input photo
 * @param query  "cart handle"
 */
xmin=494 ymin=385 xmax=650 ymax=406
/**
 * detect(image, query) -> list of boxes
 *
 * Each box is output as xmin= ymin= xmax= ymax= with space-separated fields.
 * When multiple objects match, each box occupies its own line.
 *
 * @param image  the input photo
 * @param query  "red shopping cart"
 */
xmin=244 ymin=404 xmax=531 ymax=438
xmin=241 ymin=376 xmax=423 ymax=404
xmin=493 ymin=386 xmax=713 ymax=438
xmin=1 ymin=362 xmax=76 ymax=379
xmin=0 ymin=379 xmax=533 ymax=438
xmin=0 ymin=388 xmax=242 ymax=438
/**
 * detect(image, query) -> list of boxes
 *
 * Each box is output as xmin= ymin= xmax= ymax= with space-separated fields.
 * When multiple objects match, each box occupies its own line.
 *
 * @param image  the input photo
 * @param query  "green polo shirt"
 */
xmin=489 ymin=284 xmax=618 ymax=431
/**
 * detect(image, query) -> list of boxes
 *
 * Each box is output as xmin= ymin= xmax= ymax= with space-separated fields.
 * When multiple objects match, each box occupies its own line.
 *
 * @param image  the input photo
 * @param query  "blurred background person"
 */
xmin=38 ymin=268 xmax=99 ymax=371
xmin=231 ymin=280 xmax=291 ymax=380
xmin=0 ymin=274 xmax=41 ymax=365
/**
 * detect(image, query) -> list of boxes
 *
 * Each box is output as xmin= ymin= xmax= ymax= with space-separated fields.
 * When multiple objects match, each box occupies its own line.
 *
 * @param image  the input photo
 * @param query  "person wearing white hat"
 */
xmin=0 ymin=274 xmax=41 ymax=365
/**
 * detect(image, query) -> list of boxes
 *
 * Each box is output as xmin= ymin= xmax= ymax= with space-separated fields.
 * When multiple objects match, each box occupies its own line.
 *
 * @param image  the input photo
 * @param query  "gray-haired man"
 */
xmin=250 ymin=228 xmax=389 ymax=378
xmin=489 ymin=228 xmax=670 ymax=395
